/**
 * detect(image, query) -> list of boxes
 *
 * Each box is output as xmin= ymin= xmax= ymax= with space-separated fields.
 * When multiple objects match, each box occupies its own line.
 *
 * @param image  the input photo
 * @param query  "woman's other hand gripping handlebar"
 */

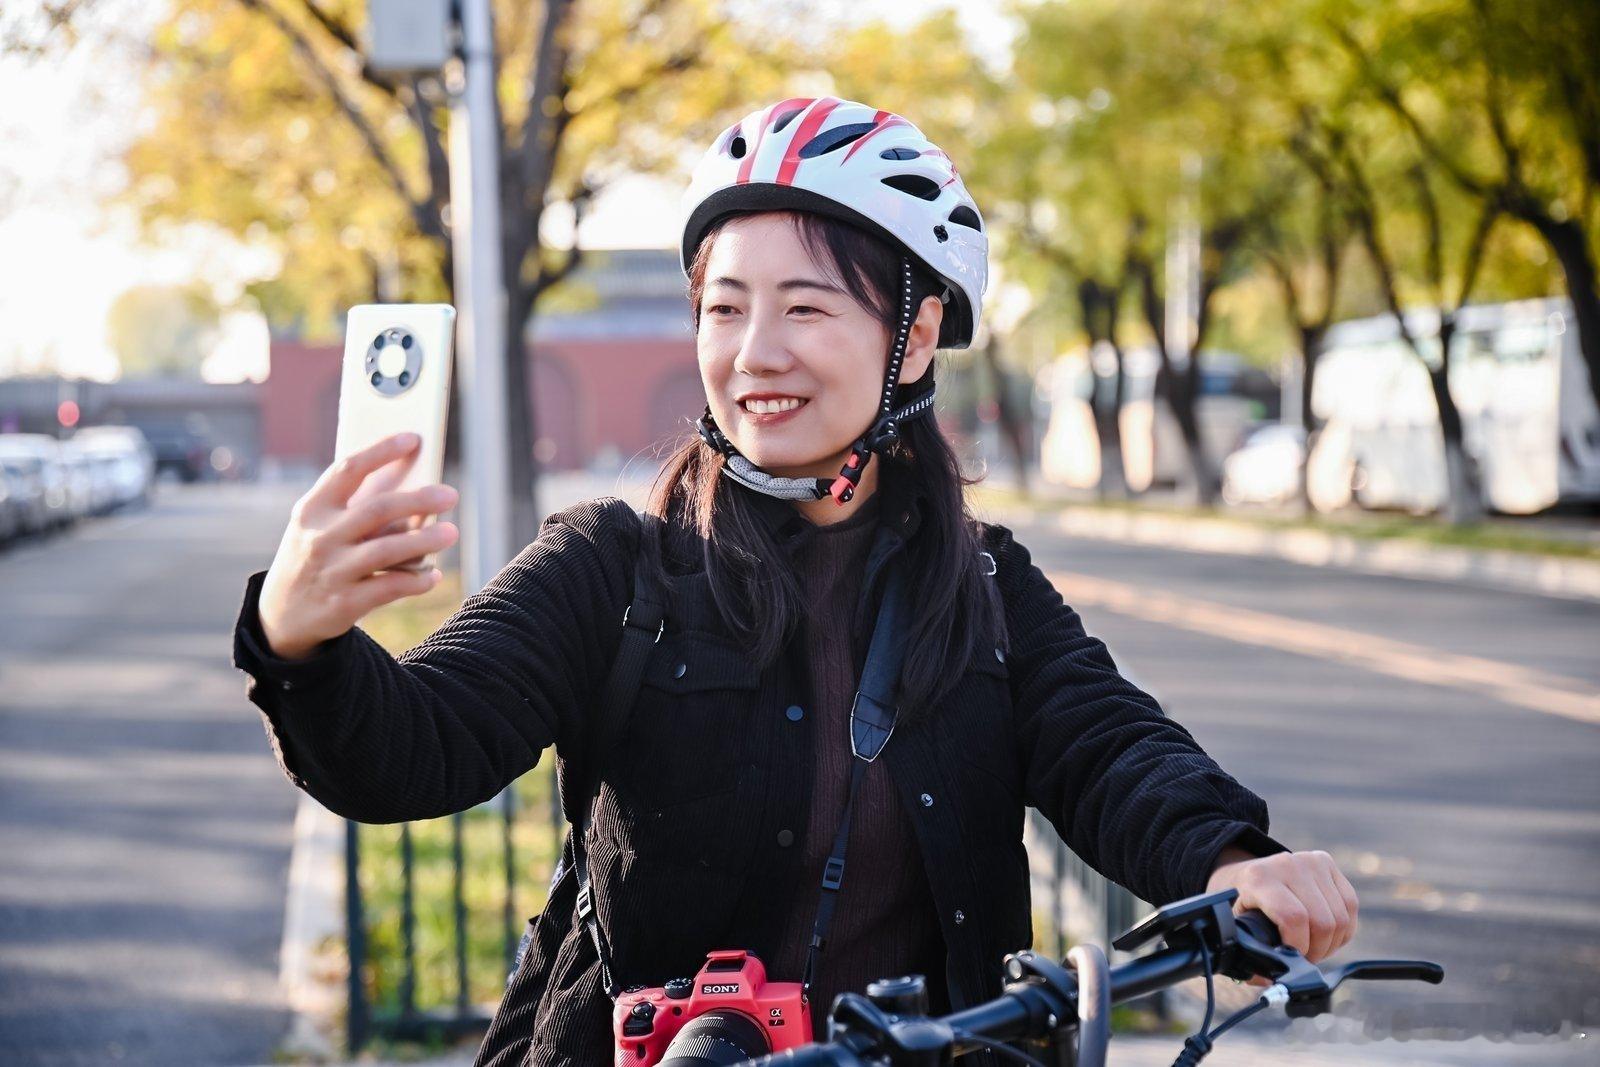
xmin=257 ymin=432 xmax=460 ymax=661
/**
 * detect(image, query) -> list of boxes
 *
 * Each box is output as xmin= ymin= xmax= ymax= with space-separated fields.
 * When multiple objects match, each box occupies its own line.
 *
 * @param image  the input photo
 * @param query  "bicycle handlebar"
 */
xmin=738 ymin=890 xmax=1442 ymax=1067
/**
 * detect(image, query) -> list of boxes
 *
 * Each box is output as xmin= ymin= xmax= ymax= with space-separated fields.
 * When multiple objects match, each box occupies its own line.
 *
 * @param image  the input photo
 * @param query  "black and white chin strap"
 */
xmin=696 ymin=257 xmax=937 ymax=506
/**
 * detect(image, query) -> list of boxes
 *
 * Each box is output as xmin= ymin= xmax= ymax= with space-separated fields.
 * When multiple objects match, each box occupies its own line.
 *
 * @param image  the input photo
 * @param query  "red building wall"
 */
xmin=260 ymin=337 xmax=701 ymax=472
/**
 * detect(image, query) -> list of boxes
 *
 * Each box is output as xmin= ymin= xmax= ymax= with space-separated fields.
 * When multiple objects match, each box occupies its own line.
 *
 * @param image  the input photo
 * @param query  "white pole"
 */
xmin=1164 ymin=153 xmax=1202 ymax=369
xmin=449 ymin=0 xmax=511 ymax=593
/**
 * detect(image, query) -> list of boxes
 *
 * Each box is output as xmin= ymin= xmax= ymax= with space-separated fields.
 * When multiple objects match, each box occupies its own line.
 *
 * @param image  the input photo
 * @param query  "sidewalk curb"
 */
xmin=991 ymin=503 xmax=1600 ymax=604
xmin=278 ymin=794 xmax=348 ymax=1062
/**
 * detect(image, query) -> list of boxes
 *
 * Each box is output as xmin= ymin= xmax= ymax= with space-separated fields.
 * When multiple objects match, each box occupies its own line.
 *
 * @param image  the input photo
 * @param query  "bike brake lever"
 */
xmin=1324 ymin=959 xmax=1445 ymax=990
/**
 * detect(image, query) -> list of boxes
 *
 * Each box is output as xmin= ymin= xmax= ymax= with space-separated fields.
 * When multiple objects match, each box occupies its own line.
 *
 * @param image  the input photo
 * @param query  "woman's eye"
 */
xmin=790 ymin=305 xmax=821 ymax=316
xmin=706 ymin=304 xmax=737 ymax=316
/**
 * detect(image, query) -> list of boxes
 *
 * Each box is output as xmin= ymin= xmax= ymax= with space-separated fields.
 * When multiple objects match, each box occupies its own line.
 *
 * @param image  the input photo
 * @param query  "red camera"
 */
xmin=612 ymin=949 xmax=812 ymax=1066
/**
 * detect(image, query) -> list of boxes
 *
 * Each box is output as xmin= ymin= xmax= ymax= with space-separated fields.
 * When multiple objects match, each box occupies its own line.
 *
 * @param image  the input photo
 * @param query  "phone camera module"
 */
xmin=365 ymin=327 xmax=423 ymax=397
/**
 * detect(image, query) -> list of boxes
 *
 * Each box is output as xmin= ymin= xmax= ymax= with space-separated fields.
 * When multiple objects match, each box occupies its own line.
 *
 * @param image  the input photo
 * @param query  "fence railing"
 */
xmin=340 ymin=763 xmax=1154 ymax=1052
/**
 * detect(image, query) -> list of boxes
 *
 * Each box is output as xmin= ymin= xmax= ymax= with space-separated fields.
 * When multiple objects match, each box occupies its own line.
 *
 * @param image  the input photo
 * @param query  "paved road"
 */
xmin=988 ymin=505 xmax=1599 ymax=1055
xmin=0 ymin=483 xmax=302 ymax=1065
xmin=3 ymin=481 xmax=1595 ymax=1065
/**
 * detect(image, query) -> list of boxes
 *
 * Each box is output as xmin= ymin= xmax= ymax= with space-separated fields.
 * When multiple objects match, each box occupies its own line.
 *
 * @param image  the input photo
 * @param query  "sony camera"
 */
xmin=612 ymin=949 xmax=812 ymax=1066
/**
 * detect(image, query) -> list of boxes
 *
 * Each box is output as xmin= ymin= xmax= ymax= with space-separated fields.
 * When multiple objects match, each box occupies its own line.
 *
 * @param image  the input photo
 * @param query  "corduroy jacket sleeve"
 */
xmin=994 ymin=528 xmax=1286 ymax=907
xmin=231 ymin=496 xmax=640 ymax=824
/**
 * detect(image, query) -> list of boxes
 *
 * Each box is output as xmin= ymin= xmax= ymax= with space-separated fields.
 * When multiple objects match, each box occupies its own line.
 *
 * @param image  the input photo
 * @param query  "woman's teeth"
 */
xmin=742 ymin=397 xmax=806 ymax=414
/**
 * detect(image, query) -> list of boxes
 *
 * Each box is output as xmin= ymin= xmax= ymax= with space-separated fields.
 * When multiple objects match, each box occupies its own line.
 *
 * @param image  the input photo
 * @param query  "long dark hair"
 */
xmin=644 ymin=209 xmax=997 ymax=717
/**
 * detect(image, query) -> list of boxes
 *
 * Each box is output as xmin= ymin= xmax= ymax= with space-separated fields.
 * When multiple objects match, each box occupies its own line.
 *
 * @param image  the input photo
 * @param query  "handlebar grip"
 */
xmin=1234 ymin=908 xmax=1281 ymax=947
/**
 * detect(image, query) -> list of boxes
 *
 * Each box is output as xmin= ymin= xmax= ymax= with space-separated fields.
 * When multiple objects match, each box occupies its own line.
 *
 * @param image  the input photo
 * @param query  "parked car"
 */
xmin=0 ymin=433 xmax=77 ymax=531
xmin=69 ymin=426 xmax=155 ymax=510
xmin=138 ymin=422 xmax=214 ymax=484
xmin=1221 ymin=424 xmax=1307 ymax=507
xmin=0 ymin=453 xmax=48 ymax=534
xmin=0 ymin=465 xmax=27 ymax=544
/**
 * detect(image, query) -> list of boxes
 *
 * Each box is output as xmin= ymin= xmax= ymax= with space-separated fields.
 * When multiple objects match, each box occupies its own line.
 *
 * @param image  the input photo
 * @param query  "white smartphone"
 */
xmin=334 ymin=303 xmax=456 ymax=573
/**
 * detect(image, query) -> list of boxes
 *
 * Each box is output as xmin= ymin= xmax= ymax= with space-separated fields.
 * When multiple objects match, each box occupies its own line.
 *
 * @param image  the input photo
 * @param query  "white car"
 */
xmin=69 ymin=426 xmax=156 ymax=511
xmin=1221 ymin=424 xmax=1307 ymax=507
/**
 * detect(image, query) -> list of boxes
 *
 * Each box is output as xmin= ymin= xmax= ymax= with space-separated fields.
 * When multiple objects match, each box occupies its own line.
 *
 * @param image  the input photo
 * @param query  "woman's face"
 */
xmin=696 ymin=214 xmax=939 ymax=480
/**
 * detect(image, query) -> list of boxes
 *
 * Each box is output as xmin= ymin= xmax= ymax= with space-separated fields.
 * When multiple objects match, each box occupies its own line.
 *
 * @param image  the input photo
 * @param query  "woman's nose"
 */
xmin=732 ymin=315 xmax=796 ymax=376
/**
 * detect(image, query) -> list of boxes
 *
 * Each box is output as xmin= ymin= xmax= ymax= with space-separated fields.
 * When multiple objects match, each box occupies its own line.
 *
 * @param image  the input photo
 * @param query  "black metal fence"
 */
xmin=341 ymin=762 xmax=1149 ymax=1052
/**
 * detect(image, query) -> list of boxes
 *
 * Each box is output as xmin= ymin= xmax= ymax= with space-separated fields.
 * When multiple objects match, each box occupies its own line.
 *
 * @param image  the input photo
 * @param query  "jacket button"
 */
xmin=785 ymin=705 xmax=804 ymax=722
xmin=777 ymin=829 xmax=795 ymax=847
xmin=673 ymin=662 xmax=687 ymax=679
xmin=280 ymin=679 xmax=295 ymax=692
xmin=919 ymin=792 xmax=934 ymax=808
xmin=994 ymin=647 xmax=1005 ymax=663
xmin=953 ymin=909 xmax=966 ymax=925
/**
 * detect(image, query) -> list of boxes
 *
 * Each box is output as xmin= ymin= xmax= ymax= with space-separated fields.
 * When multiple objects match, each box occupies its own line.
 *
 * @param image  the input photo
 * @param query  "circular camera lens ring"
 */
xmin=365 ymin=327 xmax=424 ymax=397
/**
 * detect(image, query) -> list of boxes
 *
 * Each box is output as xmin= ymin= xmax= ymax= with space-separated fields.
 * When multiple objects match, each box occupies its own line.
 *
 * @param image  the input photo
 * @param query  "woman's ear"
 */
xmin=899 ymin=294 xmax=944 ymax=386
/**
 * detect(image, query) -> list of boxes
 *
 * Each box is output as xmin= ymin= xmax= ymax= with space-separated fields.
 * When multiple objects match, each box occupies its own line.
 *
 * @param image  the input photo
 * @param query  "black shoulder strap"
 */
xmin=571 ymin=519 xmax=661 ymax=999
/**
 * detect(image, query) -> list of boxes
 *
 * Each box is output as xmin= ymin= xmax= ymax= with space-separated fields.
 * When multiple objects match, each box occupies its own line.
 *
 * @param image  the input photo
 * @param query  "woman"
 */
xmin=234 ymin=98 xmax=1358 ymax=1066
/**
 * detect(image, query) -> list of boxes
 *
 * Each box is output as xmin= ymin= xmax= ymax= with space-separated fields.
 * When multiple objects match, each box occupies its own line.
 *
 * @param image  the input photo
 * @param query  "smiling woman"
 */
xmin=690 ymin=214 xmax=944 ymax=517
xmin=233 ymin=95 xmax=1354 ymax=1067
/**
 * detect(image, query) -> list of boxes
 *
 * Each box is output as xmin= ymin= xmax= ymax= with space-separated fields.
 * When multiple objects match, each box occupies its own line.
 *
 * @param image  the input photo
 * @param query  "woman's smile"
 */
xmin=738 ymin=393 xmax=810 ymax=426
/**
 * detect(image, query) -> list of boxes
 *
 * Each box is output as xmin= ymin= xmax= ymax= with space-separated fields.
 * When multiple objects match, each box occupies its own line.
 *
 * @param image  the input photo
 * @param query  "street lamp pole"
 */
xmin=449 ymin=0 xmax=511 ymax=595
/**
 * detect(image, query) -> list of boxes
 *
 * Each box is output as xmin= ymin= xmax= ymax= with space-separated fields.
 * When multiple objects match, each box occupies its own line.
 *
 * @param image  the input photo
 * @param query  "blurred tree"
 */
xmin=981 ymin=0 xmax=1298 ymax=505
xmin=112 ymin=0 xmax=793 ymax=547
xmin=1331 ymin=0 xmax=1600 ymax=413
xmin=974 ymin=6 xmax=1141 ymax=501
xmin=105 ymin=283 xmax=222 ymax=377
xmin=1250 ymin=0 xmax=1576 ymax=520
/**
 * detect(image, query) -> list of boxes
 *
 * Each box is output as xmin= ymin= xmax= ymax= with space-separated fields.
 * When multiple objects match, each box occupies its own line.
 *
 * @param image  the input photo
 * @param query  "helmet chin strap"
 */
xmin=696 ymin=257 xmax=935 ymax=505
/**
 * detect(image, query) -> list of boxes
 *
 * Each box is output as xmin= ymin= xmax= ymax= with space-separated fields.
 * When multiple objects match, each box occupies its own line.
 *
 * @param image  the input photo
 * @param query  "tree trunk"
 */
xmin=1094 ymin=342 xmax=1128 ymax=501
xmin=1078 ymin=280 xmax=1127 ymax=500
xmin=981 ymin=335 xmax=1032 ymax=497
xmin=1527 ymin=213 xmax=1600 ymax=414
xmin=1430 ymin=319 xmax=1484 ymax=524
xmin=1178 ymin=360 xmax=1219 ymax=505
xmin=1298 ymin=324 xmax=1324 ymax=513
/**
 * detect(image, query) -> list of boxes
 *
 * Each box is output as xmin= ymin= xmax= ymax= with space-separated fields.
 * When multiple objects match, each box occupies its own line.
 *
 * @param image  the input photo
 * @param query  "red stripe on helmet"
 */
xmin=737 ymin=97 xmax=815 ymax=185
xmin=774 ymin=97 xmax=842 ymax=186
xmin=839 ymin=112 xmax=911 ymax=165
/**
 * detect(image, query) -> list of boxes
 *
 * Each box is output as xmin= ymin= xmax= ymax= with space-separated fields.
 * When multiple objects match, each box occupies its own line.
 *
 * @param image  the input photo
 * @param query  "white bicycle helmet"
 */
xmin=681 ymin=96 xmax=990 ymax=505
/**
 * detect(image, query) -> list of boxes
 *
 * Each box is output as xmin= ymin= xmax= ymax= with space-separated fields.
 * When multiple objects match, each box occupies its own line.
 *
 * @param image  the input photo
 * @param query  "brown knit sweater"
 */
xmin=769 ymin=492 xmax=951 ymax=1036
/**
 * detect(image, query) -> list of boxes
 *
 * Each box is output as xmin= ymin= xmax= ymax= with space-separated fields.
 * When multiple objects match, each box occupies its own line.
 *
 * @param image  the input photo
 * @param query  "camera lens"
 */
xmin=370 ymin=371 xmax=382 ymax=386
xmin=401 ymin=333 xmax=413 ymax=349
xmin=657 ymin=1010 xmax=768 ymax=1066
xmin=373 ymin=334 xmax=386 ymax=349
xmin=397 ymin=370 xmax=411 ymax=386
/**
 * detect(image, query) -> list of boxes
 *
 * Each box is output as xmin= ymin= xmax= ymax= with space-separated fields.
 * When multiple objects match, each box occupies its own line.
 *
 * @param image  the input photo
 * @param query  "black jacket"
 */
xmin=231 ymin=472 xmax=1283 ymax=1066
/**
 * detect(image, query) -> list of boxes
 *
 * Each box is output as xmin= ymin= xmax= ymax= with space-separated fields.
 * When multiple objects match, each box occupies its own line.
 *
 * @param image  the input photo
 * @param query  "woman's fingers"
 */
xmin=328 ymin=483 xmax=458 ymax=544
xmin=1330 ymin=858 xmax=1361 ymax=943
xmin=1256 ymin=882 xmax=1312 ymax=959
xmin=332 ymin=522 xmax=459 ymax=581
xmin=344 ymin=565 xmax=442 ymax=618
xmin=307 ymin=432 xmax=420 ymax=511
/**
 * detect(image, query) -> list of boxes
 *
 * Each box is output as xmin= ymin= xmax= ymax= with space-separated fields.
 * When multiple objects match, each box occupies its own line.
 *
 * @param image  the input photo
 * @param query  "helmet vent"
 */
xmin=947 ymin=205 xmax=983 ymax=232
xmin=880 ymin=147 xmax=920 ymax=161
xmin=772 ymin=106 xmax=807 ymax=133
xmin=799 ymin=122 xmax=877 ymax=158
xmin=934 ymin=225 xmax=949 ymax=243
xmin=881 ymin=174 xmax=942 ymax=201
xmin=728 ymin=135 xmax=747 ymax=159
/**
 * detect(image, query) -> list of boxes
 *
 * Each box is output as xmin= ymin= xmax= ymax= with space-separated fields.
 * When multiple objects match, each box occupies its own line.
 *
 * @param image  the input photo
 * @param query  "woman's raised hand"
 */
xmin=257 ymin=432 xmax=460 ymax=661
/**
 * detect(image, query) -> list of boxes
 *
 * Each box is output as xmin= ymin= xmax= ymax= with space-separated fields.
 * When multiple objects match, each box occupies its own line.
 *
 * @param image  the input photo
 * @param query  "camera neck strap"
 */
xmin=801 ymin=553 xmax=912 ymax=996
